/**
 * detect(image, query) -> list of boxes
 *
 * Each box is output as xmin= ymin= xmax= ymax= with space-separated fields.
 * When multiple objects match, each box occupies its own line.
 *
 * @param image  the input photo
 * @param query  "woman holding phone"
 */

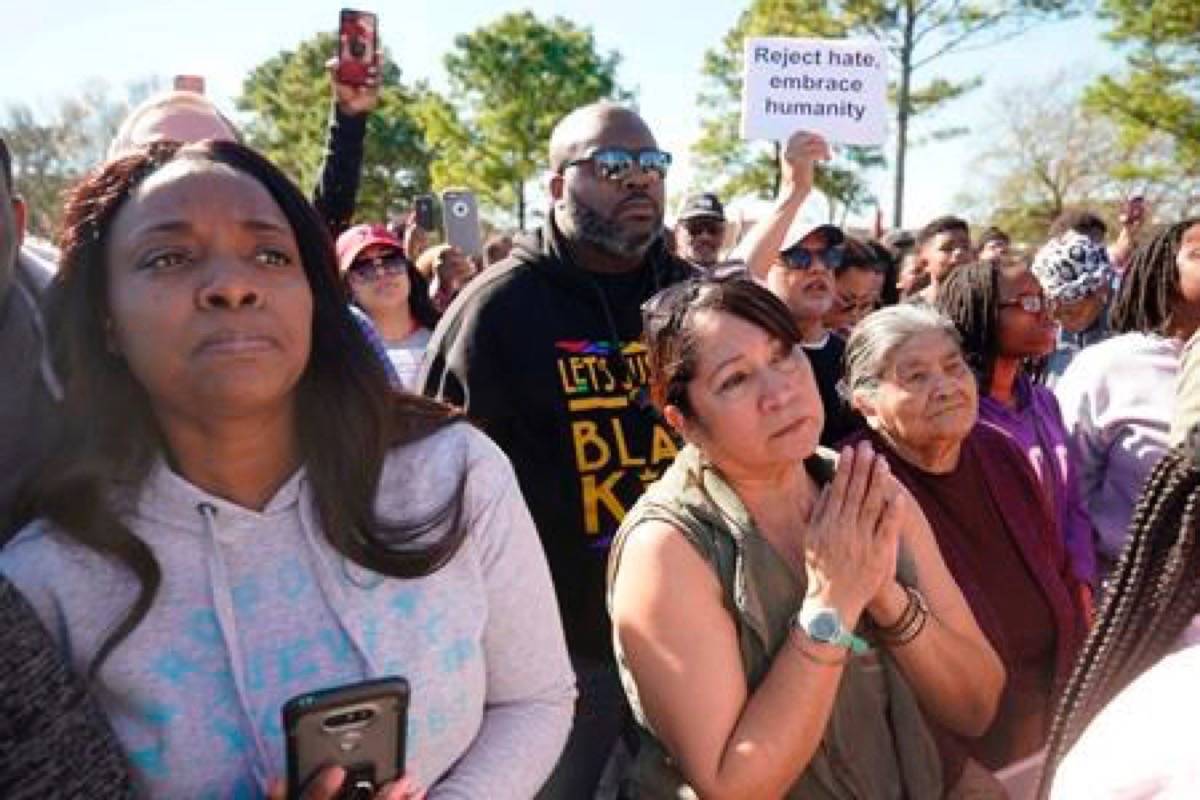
xmin=0 ymin=141 xmax=574 ymax=799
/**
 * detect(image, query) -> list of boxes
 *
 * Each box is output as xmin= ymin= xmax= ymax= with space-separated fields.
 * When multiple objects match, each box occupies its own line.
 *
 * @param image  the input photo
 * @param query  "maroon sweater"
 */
xmin=847 ymin=423 xmax=1088 ymax=776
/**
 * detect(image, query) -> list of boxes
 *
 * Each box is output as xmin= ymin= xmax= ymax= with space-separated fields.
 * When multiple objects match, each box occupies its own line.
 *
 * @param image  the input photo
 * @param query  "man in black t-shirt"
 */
xmin=421 ymin=102 xmax=692 ymax=799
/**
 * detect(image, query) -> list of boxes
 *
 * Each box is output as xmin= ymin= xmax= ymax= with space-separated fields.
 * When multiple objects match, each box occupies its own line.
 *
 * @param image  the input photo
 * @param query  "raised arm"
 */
xmin=737 ymin=131 xmax=830 ymax=280
xmin=312 ymin=55 xmax=381 ymax=237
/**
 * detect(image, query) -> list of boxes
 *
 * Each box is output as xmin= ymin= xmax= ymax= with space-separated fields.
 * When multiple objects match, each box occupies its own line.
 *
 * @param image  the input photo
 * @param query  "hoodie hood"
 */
xmin=508 ymin=209 xmax=692 ymax=302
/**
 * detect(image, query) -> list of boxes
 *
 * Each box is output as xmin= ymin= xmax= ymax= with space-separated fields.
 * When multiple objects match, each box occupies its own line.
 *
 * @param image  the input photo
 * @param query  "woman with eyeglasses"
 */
xmin=337 ymin=224 xmax=440 ymax=391
xmin=841 ymin=303 xmax=1090 ymax=792
xmin=824 ymin=237 xmax=887 ymax=337
xmin=608 ymin=277 xmax=1003 ymax=798
xmin=936 ymin=262 xmax=1098 ymax=590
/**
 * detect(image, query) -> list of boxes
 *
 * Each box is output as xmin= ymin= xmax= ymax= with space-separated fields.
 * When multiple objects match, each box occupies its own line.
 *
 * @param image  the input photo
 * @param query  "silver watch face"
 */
xmin=807 ymin=609 xmax=842 ymax=643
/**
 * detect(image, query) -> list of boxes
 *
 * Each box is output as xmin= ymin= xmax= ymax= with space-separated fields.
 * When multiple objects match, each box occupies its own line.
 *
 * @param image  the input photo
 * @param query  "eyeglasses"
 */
xmin=779 ymin=245 xmax=844 ymax=271
xmin=562 ymin=147 xmax=673 ymax=182
xmin=999 ymin=295 xmax=1054 ymax=314
xmin=683 ymin=219 xmax=724 ymax=237
xmin=349 ymin=253 xmax=409 ymax=282
xmin=836 ymin=294 xmax=878 ymax=315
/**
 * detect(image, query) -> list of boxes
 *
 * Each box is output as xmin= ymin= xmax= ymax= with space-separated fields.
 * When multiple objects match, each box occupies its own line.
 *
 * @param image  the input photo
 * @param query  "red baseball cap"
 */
xmin=336 ymin=224 xmax=403 ymax=273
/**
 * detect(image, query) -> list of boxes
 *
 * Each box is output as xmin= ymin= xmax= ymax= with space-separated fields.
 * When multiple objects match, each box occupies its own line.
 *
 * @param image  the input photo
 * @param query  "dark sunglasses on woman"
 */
xmin=349 ymin=253 xmax=409 ymax=282
xmin=778 ymin=244 xmax=845 ymax=271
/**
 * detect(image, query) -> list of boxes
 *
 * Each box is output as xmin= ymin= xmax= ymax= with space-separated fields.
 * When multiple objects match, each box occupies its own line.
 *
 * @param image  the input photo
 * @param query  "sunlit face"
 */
xmin=675 ymin=217 xmax=726 ymax=267
xmin=920 ymin=229 xmax=971 ymax=282
xmin=978 ymin=238 xmax=1010 ymax=262
xmin=825 ymin=266 xmax=884 ymax=335
xmin=997 ymin=269 xmax=1057 ymax=358
xmin=429 ymin=247 xmax=476 ymax=311
xmin=1174 ymin=223 xmax=1200 ymax=311
xmin=669 ymin=310 xmax=823 ymax=473
xmin=856 ymin=330 xmax=977 ymax=454
xmin=765 ymin=229 xmax=837 ymax=323
xmin=346 ymin=243 xmax=411 ymax=319
xmin=105 ymin=160 xmax=312 ymax=423
xmin=554 ymin=113 xmax=665 ymax=260
xmin=1053 ymin=289 xmax=1107 ymax=333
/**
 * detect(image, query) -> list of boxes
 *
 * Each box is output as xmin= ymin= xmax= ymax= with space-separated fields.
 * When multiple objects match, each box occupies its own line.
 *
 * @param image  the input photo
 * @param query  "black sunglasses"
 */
xmin=779 ymin=244 xmax=844 ymax=271
xmin=349 ymin=253 xmax=409 ymax=282
xmin=683 ymin=219 xmax=725 ymax=237
xmin=562 ymin=147 xmax=672 ymax=182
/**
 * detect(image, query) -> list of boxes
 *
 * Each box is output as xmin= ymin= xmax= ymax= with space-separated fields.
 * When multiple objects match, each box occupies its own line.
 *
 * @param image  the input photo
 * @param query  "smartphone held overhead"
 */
xmin=337 ymin=9 xmax=379 ymax=87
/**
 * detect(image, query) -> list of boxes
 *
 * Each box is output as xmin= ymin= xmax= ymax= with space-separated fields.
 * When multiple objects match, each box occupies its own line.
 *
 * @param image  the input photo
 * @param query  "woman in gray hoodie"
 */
xmin=0 ymin=140 xmax=575 ymax=800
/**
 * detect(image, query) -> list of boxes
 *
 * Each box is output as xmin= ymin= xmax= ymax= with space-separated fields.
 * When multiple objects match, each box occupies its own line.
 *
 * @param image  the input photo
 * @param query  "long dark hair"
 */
xmin=1038 ymin=434 xmax=1200 ymax=796
xmin=935 ymin=261 xmax=1002 ymax=388
xmin=1111 ymin=218 xmax=1200 ymax=335
xmin=38 ymin=140 xmax=466 ymax=679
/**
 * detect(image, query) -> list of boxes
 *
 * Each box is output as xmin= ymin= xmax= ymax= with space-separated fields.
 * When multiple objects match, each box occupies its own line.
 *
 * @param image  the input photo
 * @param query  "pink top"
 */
xmin=1051 ymin=618 xmax=1200 ymax=798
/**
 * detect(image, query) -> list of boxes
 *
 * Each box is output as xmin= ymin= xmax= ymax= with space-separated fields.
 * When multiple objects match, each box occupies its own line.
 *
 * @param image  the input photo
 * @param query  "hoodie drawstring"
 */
xmin=197 ymin=502 xmax=274 ymax=793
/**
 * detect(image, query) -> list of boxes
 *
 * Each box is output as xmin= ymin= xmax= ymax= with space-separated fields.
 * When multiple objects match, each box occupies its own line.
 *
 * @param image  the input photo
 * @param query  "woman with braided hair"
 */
xmin=1054 ymin=218 xmax=1200 ymax=577
xmin=936 ymin=261 xmax=1097 ymax=588
xmin=1039 ymin=431 xmax=1200 ymax=797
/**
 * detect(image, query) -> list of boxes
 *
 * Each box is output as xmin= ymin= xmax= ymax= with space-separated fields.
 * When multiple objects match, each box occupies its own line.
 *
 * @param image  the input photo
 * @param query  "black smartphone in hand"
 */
xmin=283 ymin=676 xmax=409 ymax=800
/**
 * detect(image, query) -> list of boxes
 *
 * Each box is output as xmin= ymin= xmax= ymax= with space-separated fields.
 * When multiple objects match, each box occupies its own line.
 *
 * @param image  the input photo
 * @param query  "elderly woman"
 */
xmin=936 ymin=261 xmax=1097 ymax=588
xmin=608 ymin=277 xmax=1002 ymax=798
xmin=0 ymin=141 xmax=574 ymax=799
xmin=843 ymin=304 xmax=1089 ymax=787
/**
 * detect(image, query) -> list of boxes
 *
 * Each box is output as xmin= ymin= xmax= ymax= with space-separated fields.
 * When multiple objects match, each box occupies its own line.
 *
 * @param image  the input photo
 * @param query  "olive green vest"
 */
xmin=608 ymin=445 xmax=943 ymax=799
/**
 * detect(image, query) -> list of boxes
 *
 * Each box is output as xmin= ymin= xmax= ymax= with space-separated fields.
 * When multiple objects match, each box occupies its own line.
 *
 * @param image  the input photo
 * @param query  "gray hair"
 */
xmin=844 ymin=304 xmax=962 ymax=397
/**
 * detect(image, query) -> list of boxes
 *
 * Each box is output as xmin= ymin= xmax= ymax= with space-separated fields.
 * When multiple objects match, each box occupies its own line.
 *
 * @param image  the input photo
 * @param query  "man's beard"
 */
xmin=562 ymin=190 xmax=662 ymax=260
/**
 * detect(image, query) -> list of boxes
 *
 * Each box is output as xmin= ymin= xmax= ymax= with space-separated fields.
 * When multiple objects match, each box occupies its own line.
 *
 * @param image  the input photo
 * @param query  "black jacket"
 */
xmin=421 ymin=214 xmax=694 ymax=659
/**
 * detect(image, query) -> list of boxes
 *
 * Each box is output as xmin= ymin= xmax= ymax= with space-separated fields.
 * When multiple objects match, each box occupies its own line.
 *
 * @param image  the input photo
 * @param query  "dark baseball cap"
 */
xmin=677 ymin=192 xmax=725 ymax=222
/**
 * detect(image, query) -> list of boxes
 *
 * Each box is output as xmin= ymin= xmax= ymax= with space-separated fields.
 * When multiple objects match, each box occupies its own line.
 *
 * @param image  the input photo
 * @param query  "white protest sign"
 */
xmin=741 ymin=37 xmax=888 ymax=146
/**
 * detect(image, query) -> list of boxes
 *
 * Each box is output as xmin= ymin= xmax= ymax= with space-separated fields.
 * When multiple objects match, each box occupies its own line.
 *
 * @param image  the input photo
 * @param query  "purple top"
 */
xmin=979 ymin=373 xmax=1097 ymax=586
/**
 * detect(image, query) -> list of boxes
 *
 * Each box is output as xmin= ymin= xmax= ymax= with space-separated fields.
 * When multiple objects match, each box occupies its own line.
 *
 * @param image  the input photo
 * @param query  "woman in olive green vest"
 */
xmin=608 ymin=277 xmax=1004 ymax=798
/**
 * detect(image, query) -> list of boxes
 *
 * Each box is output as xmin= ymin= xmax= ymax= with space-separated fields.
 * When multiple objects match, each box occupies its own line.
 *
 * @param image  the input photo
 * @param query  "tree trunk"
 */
xmin=772 ymin=142 xmax=782 ymax=197
xmin=517 ymin=180 xmax=526 ymax=231
xmin=892 ymin=0 xmax=917 ymax=229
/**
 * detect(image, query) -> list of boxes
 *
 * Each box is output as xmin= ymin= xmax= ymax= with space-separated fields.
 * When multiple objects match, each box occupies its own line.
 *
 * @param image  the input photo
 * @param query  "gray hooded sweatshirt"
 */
xmin=0 ymin=424 xmax=575 ymax=798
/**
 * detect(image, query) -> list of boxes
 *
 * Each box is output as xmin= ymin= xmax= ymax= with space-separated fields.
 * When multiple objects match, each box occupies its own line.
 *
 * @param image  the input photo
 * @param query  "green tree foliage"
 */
xmin=417 ymin=11 xmax=627 ymax=228
xmin=2 ymin=79 xmax=160 ymax=237
xmin=961 ymin=73 xmax=1199 ymax=244
xmin=237 ymin=32 xmax=432 ymax=223
xmin=697 ymin=0 xmax=1079 ymax=226
xmin=1086 ymin=0 xmax=1200 ymax=178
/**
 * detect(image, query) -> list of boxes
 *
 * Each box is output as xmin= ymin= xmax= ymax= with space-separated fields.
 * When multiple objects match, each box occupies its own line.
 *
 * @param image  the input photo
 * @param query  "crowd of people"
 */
xmin=2 ymin=34 xmax=1199 ymax=800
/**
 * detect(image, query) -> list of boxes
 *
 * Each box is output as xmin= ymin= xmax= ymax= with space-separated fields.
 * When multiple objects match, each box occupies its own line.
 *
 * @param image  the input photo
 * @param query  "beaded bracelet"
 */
xmin=868 ymin=586 xmax=929 ymax=647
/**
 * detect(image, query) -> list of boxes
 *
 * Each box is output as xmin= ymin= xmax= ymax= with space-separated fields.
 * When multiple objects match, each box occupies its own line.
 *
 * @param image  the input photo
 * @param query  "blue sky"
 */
xmin=2 ymin=1 xmax=1124 ymax=229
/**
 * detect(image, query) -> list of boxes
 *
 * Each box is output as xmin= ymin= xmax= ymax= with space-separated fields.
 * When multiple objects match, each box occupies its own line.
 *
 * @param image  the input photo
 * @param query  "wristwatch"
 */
xmin=794 ymin=604 xmax=871 ymax=655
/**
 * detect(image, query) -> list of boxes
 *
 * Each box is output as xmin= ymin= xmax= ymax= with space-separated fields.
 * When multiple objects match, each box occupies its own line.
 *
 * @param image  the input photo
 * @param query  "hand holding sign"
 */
xmin=742 ymin=37 xmax=888 ymax=146
xmin=781 ymin=131 xmax=832 ymax=197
